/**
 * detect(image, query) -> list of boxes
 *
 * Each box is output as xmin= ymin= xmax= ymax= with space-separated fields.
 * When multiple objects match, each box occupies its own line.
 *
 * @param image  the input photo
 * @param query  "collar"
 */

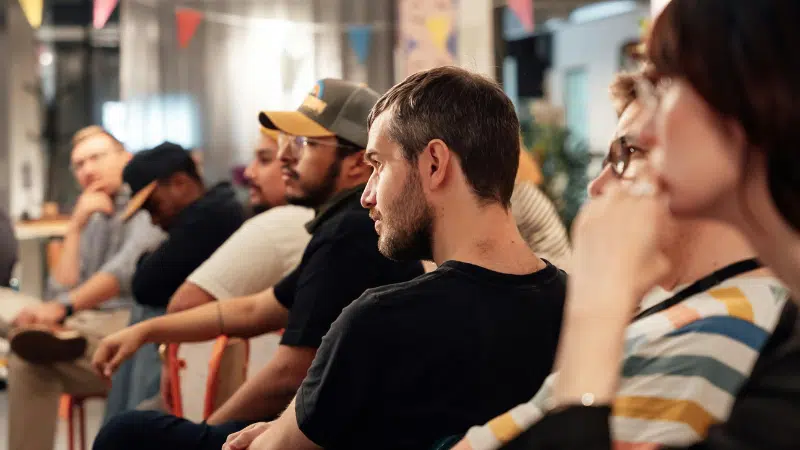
xmin=113 ymin=185 xmax=132 ymax=213
xmin=305 ymin=184 xmax=366 ymax=234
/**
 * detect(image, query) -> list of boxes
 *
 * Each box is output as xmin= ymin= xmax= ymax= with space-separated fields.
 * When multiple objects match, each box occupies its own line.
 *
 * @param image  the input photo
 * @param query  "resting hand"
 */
xmin=92 ymin=325 xmax=147 ymax=379
xmin=222 ymin=422 xmax=272 ymax=450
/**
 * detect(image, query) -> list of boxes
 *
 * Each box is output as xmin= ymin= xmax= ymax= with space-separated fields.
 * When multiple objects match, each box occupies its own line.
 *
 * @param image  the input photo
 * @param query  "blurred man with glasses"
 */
xmin=92 ymin=79 xmax=424 ymax=450
xmin=3 ymin=126 xmax=164 ymax=450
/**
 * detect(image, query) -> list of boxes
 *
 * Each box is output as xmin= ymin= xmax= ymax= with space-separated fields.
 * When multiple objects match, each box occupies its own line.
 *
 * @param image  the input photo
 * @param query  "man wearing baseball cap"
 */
xmin=93 ymin=80 xmax=423 ymax=450
xmin=101 ymin=142 xmax=245 ymax=419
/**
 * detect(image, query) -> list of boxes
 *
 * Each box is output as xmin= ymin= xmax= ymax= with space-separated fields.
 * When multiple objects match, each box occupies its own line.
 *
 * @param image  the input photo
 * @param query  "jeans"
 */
xmin=93 ymin=410 xmax=258 ymax=450
xmin=102 ymin=303 xmax=165 ymax=423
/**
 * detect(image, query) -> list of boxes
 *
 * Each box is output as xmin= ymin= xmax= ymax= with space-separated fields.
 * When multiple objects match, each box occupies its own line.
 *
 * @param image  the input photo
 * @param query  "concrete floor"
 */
xmin=0 ymin=390 xmax=106 ymax=450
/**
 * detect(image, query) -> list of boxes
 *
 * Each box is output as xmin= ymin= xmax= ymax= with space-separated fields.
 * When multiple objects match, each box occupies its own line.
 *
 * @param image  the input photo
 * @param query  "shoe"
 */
xmin=9 ymin=327 xmax=87 ymax=364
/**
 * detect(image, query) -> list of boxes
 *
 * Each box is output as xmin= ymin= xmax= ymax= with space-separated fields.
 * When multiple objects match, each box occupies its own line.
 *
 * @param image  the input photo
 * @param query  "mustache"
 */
xmin=281 ymin=164 xmax=299 ymax=179
xmin=369 ymin=210 xmax=381 ymax=221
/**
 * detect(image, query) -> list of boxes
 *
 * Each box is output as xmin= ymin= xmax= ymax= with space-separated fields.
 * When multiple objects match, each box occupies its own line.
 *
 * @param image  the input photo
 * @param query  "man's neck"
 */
xmin=660 ymin=220 xmax=763 ymax=291
xmin=431 ymin=202 xmax=543 ymax=275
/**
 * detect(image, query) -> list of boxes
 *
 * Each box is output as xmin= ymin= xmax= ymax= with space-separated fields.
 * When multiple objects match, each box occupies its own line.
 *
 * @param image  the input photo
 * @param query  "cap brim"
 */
xmin=121 ymin=181 xmax=157 ymax=221
xmin=259 ymin=111 xmax=335 ymax=138
xmin=259 ymin=126 xmax=280 ymax=139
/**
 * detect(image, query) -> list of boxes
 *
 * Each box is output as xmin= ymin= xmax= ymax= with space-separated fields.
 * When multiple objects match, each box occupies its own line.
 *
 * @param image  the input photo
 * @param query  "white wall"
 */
xmin=549 ymin=7 xmax=645 ymax=155
xmin=457 ymin=0 xmax=495 ymax=79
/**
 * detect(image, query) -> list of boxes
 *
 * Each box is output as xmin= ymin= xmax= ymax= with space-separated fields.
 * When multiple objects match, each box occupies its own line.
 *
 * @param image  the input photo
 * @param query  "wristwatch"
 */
xmin=59 ymin=303 xmax=75 ymax=325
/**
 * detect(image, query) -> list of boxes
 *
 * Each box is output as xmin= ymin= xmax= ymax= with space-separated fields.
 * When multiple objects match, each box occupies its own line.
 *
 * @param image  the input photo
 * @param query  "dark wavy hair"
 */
xmin=648 ymin=0 xmax=800 ymax=231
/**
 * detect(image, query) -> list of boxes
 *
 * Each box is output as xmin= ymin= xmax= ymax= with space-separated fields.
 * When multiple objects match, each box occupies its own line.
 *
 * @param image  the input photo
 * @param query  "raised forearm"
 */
xmin=208 ymin=346 xmax=315 ymax=425
xmin=70 ymin=272 xmax=121 ymax=310
xmin=50 ymin=228 xmax=81 ymax=287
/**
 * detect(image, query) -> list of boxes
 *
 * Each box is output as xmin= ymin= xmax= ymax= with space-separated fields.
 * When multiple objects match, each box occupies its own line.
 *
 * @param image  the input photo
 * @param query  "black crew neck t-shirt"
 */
xmin=295 ymin=259 xmax=567 ymax=450
xmin=272 ymin=186 xmax=424 ymax=348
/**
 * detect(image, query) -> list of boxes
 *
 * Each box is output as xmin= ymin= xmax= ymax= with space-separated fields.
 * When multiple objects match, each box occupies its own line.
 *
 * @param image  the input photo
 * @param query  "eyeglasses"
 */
xmin=603 ymin=136 xmax=648 ymax=178
xmin=71 ymin=150 xmax=112 ymax=173
xmin=278 ymin=133 xmax=361 ymax=159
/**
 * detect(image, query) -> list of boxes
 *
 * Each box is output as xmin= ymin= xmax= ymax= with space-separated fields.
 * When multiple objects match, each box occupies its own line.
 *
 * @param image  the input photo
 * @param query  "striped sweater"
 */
xmin=511 ymin=182 xmax=572 ymax=271
xmin=463 ymin=277 xmax=790 ymax=450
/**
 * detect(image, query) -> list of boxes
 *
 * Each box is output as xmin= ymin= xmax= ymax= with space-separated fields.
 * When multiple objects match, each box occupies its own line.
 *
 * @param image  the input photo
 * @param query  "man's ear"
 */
xmin=420 ymin=139 xmax=452 ymax=191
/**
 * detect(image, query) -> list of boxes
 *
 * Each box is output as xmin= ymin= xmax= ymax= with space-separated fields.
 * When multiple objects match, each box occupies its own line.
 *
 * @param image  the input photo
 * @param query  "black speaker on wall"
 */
xmin=493 ymin=6 xmax=554 ymax=99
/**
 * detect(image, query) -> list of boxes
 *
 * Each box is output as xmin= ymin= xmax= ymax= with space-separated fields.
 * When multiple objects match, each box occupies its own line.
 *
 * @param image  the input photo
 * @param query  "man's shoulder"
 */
xmin=308 ymin=207 xmax=373 ymax=246
xmin=245 ymin=205 xmax=314 ymax=234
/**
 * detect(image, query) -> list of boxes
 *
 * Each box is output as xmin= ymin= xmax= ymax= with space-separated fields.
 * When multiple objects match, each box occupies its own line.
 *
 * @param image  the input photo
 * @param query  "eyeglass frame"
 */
xmin=277 ymin=133 xmax=362 ymax=159
xmin=603 ymin=136 xmax=648 ymax=179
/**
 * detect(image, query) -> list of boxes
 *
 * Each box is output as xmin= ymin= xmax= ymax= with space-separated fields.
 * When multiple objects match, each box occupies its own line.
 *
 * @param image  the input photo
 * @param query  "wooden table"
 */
xmin=13 ymin=219 xmax=70 ymax=298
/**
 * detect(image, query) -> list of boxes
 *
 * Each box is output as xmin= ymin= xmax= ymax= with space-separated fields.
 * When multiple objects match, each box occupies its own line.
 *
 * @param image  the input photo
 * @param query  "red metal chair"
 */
xmin=61 ymin=393 xmax=106 ymax=450
xmin=165 ymin=336 xmax=250 ymax=420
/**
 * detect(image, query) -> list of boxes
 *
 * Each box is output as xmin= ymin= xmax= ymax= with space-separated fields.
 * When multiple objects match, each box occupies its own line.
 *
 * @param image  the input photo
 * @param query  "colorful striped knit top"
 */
xmin=462 ymin=276 xmax=790 ymax=450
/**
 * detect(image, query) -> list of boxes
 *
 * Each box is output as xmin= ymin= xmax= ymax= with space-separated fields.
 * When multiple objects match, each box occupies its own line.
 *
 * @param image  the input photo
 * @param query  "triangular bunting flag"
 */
xmin=446 ymin=31 xmax=458 ymax=58
xmin=508 ymin=0 xmax=534 ymax=33
xmin=176 ymin=8 xmax=204 ymax=49
xmin=346 ymin=25 xmax=373 ymax=66
xmin=425 ymin=15 xmax=452 ymax=53
xmin=18 ymin=0 xmax=43 ymax=29
xmin=93 ymin=0 xmax=119 ymax=29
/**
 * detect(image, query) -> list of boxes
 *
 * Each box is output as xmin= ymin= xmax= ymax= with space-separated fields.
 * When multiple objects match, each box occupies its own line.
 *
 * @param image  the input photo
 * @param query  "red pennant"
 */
xmin=176 ymin=8 xmax=204 ymax=49
xmin=93 ymin=0 xmax=119 ymax=29
xmin=508 ymin=0 xmax=534 ymax=33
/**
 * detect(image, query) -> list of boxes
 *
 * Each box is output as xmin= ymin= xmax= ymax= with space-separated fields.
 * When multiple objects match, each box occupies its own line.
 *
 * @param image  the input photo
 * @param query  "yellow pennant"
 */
xmin=18 ymin=0 xmax=43 ymax=29
xmin=425 ymin=15 xmax=452 ymax=53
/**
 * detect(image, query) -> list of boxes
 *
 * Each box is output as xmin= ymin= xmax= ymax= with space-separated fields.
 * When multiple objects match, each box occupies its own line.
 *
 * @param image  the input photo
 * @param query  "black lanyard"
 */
xmin=632 ymin=258 xmax=763 ymax=323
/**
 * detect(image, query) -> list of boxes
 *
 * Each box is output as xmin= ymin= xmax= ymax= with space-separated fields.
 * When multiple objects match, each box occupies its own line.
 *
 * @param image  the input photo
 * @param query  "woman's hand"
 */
xmin=554 ymin=172 xmax=671 ymax=407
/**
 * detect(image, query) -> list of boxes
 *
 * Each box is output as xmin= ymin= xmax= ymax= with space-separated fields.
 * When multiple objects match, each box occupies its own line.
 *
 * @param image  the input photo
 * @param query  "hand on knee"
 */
xmin=222 ymin=422 xmax=271 ymax=450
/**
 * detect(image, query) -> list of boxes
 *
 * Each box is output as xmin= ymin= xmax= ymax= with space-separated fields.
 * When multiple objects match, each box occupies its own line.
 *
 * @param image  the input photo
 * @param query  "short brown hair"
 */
xmin=369 ymin=66 xmax=520 ymax=208
xmin=609 ymin=72 xmax=640 ymax=118
xmin=72 ymin=126 xmax=124 ymax=151
xmin=648 ymin=0 xmax=800 ymax=230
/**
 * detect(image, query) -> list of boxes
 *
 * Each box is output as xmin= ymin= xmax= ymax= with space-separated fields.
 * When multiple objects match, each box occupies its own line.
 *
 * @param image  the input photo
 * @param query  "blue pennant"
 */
xmin=347 ymin=24 xmax=374 ymax=65
xmin=447 ymin=31 xmax=458 ymax=58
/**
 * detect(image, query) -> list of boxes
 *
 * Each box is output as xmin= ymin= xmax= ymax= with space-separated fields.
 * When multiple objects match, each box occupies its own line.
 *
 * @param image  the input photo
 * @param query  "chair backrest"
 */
xmin=203 ymin=336 xmax=249 ymax=420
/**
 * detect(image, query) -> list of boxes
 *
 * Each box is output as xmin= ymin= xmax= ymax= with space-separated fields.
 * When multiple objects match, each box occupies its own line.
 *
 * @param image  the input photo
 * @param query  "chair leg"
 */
xmin=78 ymin=401 xmax=86 ymax=450
xmin=67 ymin=403 xmax=75 ymax=450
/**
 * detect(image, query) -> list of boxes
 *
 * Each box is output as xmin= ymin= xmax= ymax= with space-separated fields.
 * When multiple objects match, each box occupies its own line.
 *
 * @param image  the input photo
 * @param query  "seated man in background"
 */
xmin=228 ymin=66 xmax=567 ymax=450
xmin=141 ymin=127 xmax=313 ymax=412
xmin=450 ymin=71 xmax=790 ymax=450
xmin=91 ymin=79 xmax=424 ymax=450
xmin=103 ymin=141 xmax=246 ymax=420
xmin=168 ymin=127 xmax=312 ymax=314
xmin=6 ymin=126 xmax=165 ymax=450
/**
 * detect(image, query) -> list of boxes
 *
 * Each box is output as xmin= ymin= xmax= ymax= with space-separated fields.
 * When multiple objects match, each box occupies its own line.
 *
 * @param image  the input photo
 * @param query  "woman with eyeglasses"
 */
xmin=447 ymin=0 xmax=800 ymax=449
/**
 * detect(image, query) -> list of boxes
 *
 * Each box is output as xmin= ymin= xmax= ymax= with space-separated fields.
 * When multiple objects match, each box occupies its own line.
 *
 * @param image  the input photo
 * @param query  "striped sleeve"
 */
xmin=510 ymin=182 xmax=571 ymax=270
xmin=462 ymin=375 xmax=555 ymax=450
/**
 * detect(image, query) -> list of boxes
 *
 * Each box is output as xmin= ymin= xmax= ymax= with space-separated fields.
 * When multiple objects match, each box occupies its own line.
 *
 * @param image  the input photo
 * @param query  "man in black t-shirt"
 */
xmin=226 ymin=67 xmax=567 ymax=450
xmin=92 ymin=81 xmax=423 ymax=450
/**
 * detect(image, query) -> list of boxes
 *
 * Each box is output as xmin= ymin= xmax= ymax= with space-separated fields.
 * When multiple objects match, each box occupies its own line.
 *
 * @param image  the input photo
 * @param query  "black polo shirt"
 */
xmin=273 ymin=185 xmax=424 ymax=348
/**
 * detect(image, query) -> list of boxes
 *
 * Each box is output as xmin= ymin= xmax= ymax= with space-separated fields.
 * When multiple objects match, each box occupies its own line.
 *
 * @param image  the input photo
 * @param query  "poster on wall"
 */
xmin=398 ymin=0 xmax=458 ymax=78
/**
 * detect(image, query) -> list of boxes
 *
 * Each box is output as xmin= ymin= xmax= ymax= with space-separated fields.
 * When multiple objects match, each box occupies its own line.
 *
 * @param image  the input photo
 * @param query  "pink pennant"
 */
xmin=509 ymin=0 xmax=534 ymax=33
xmin=93 ymin=0 xmax=119 ymax=29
